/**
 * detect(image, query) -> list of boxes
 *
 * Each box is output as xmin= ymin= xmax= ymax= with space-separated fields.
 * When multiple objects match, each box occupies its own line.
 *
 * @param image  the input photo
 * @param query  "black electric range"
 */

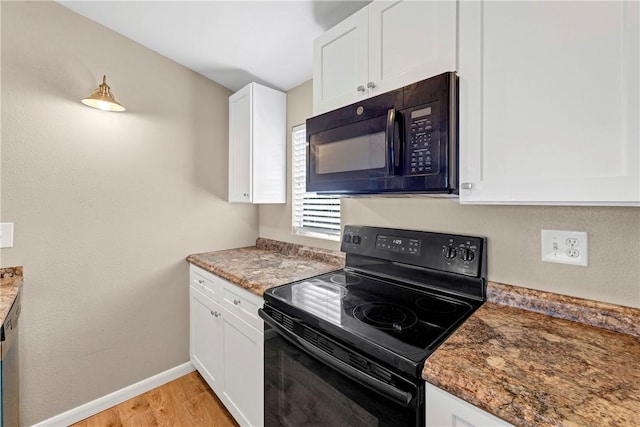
xmin=260 ymin=225 xmax=486 ymax=426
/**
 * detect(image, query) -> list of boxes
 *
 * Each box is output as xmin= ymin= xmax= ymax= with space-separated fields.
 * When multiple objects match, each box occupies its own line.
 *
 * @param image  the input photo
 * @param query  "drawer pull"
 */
xmin=198 ymin=279 xmax=205 ymax=285
xmin=233 ymin=299 xmax=241 ymax=305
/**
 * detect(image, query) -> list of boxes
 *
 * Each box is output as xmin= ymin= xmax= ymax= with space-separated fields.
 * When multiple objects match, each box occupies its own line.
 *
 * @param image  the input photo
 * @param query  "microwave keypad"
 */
xmin=408 ymin=117 xmax=435 ymax=175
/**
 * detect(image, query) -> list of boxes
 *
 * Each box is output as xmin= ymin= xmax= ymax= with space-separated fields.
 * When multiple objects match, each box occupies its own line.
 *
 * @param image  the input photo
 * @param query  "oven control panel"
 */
xmin=341 ymin=225 xmax=485 ymax=278
xmin=375 ymin=234 xmax=421 ymax=256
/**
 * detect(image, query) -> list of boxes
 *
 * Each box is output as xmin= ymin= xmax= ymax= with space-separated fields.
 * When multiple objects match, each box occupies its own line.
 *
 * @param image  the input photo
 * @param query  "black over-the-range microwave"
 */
xmin=306 ymin=72 xmax=458 ymax=195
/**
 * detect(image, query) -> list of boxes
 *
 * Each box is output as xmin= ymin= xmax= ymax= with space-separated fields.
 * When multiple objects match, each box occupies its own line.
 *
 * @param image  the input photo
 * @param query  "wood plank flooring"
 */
xmin=72 ymin=371 xmax=239 ymax=427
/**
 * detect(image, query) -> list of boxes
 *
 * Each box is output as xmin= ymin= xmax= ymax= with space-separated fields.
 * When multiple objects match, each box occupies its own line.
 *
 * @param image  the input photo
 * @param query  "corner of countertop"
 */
xmin=185 ymin=239 xmax=345 ymax=297
xmin=1 ymin=266 xmax=23 ymax=326
xmin=1 ymin=266 xmax=23 ymax=278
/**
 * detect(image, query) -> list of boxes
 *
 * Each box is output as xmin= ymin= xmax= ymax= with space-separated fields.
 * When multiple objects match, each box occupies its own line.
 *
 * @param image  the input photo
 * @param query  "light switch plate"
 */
xmin=541 ymin=229 xmax=588 ymax=267
xmin=0 ymin=223 xmax=14 ymax=248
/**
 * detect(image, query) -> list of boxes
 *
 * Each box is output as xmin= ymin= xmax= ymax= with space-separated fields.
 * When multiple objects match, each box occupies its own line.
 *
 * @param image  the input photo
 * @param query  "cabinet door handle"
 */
xmin=210 ymin=310 xmax=221 ymax=318
xmin=357 ymin=85 xmax=366 ymax=92
xmin=198 ymin=279 xmax=205 ymax=285
xmin=367 ymin=81 xmax=375 ymax=89
xmin=233 ymin=299 xmax=241 ymax=305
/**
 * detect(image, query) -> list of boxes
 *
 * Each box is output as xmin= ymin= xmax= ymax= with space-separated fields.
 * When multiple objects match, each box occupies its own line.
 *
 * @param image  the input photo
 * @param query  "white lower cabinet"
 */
xmin=189 ymin=265 xmax=264 ymax=427
xmin=425 ymin=383 xmax=513 ymax=427
xmin=221 ymin=306 xmax=263 ymax=427
xmin=190 ymin=286 xmax=224 ymax=392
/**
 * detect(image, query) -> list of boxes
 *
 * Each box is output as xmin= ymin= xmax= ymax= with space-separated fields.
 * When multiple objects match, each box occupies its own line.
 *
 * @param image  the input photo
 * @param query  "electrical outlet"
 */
xmin=0 ymin=223 xmax=14 ymax=248
xmin=541 ymin=229 xmax=588 ymax=267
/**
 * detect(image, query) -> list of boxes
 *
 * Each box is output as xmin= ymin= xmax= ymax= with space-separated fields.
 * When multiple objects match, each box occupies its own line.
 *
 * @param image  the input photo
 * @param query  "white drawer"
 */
xmin=221 ymin=283 xmax=264 ymax=331
xmin=190 ymin=265 xmax=222 ymax=303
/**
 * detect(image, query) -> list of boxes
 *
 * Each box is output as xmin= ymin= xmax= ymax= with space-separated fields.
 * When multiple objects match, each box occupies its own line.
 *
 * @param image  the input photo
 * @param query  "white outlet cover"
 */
xmin=0 ymin=223 xmax=14 ymax=248
xmin=541 ymin=229 xmax=588 ymax=267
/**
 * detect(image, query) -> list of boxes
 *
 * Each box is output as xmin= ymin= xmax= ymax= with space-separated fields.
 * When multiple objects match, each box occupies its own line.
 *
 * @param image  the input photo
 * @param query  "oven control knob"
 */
xmin=343 ymin=234 xmax=352 ymax=243
xmin=443 ymin=246 xmax=457 ymax=259
xmin=352 ymin=235 xmax=362 ymax=244
xmin=461 ymin=249 xmax=475 ymax=262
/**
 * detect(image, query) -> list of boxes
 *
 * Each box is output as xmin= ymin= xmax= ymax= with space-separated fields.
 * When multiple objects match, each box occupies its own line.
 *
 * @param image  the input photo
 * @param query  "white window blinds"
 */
xmin=292 ymin=124 xmax=341 ymax=239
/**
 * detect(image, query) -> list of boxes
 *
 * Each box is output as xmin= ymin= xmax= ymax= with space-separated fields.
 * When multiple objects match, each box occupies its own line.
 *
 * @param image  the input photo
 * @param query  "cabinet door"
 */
xmin=251 ymin=84 xmax=287 ymax=204
xmin=368 ymin=0 xmax=456 ymax=96
xmin=221 ymin=282 xmax=263 ymax=331
xmin=190 ymin=287 xmax=224 ymax=393
xmin=425 ymin=383 xmax=513 ymax=427
xmin=221 ymin=309 xmax=264 ymax=427
xmin=459 ymin=1 xmax=640 ymax=205
xmin=228 ymin=84 xmax=252 ymax=203
xmin=313 ymin=7 xmax=369 ymax=115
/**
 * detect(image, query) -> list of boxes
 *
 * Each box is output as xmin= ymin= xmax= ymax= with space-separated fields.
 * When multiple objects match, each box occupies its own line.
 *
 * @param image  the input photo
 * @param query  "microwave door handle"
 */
xmin=386 ymin=108 xmax=401 ymax=175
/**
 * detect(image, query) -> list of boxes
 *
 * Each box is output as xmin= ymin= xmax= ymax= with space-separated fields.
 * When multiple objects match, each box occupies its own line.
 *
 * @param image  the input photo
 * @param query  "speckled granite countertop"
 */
xmin=187 ymin=238 xmax=345 ymax=297
xmin=423 ymin=282 xmax=640 ymax=427
xmin=1 ymin=266 xmax=23 ymax=326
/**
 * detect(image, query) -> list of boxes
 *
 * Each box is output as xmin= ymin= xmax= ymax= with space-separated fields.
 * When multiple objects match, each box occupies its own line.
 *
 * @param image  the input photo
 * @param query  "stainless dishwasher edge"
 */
xmin=1 ymin=289 xmax=21 ymax=427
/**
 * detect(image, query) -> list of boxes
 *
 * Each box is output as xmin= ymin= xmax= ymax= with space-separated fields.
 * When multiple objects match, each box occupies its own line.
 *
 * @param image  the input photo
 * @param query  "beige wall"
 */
xmin=1 ymin=2 xmax=258 ymax=425
xmin=262 ymin=80 xmax=640 ymax=309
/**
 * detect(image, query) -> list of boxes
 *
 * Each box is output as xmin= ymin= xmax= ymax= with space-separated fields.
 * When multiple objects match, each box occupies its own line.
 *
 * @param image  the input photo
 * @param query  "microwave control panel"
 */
xmin=405 ymin=102 xmax=439 ymax=176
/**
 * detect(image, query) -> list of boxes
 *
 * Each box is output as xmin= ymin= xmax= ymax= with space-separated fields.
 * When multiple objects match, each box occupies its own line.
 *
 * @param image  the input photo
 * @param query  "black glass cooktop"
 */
xmin=268 ymin=270 xmax=475 ymax=359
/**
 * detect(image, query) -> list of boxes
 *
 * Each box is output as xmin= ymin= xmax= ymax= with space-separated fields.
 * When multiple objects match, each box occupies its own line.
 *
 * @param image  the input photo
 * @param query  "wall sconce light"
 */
xmin=81 ymin=75 xmax=125 ymax=112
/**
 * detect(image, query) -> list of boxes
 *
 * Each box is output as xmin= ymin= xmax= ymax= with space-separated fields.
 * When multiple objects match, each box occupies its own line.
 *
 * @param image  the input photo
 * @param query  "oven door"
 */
xmin=307 ymin=108 xmax=403 ymax=194
xmin=261 ymin=311 xmax=423 ymax=427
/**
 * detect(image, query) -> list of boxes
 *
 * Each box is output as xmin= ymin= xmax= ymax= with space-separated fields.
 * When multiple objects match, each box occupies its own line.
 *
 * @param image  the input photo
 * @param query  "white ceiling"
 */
xmin=59 ymin=1 xmax=370 ymax=92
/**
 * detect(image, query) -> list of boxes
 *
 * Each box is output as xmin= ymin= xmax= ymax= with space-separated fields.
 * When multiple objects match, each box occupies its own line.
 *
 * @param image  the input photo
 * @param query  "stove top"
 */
xmin=269 ymin=270 xmax=475 ymax=357
xmin=262 ymin=225 xmax=487 ymax=377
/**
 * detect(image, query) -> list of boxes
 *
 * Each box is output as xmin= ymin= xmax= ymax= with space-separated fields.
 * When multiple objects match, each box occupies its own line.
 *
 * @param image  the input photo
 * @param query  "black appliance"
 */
xmin=259 ymin=225 xmax=486 ymax=427
xmin=306 ymin=72 xmax=458 ymax=195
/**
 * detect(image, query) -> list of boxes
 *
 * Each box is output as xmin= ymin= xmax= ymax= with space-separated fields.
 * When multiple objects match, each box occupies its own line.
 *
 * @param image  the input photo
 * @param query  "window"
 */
xmin=292 ymin=124 xmax=341 ymax=240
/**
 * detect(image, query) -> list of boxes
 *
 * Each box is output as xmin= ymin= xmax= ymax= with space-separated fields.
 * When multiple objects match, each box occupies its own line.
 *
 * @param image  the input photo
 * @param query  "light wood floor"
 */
xmin=72 ymin=371 xmax=239 ymax=427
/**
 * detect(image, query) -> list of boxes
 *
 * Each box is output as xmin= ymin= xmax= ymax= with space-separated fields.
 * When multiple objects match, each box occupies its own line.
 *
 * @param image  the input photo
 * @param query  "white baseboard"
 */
xmin=32 ymin=362 xmax=195 ymax=427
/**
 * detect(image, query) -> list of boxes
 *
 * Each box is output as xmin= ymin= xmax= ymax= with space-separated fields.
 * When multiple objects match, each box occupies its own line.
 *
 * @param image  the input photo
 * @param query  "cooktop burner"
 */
xmin=292 ymin=280 xmax=347 ymax=300
xmin=353 ymin=302 xmax=418 ymax=331
xmin=330 ymin=274 xmax=362 ymax=285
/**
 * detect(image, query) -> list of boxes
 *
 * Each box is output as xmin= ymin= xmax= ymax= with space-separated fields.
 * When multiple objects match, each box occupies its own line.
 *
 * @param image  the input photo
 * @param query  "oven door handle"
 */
xmin=260 ymin=309 xmax=414 ymax=408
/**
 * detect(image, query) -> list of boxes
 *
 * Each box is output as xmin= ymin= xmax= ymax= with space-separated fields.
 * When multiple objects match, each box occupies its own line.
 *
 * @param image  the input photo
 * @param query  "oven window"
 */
xmin=315 ymin=132 xmax=386 ymax=174
xmin=264 ymin=330 xmax=421 ymax=427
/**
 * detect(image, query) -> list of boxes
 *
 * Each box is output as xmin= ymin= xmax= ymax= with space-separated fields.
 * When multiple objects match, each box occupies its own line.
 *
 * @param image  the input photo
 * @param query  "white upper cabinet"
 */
xmin=229 ymin=82 xmax=286 ymax=204
xmin=313 ymin=0 xmax=456 ymax=115
xmin=368 ymin=1 xmax=456 ymax=95
xmin=313 ymin=7 xmax=369 ymax=115
xmin=459 ymin=1 xmax=640 ymax=205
